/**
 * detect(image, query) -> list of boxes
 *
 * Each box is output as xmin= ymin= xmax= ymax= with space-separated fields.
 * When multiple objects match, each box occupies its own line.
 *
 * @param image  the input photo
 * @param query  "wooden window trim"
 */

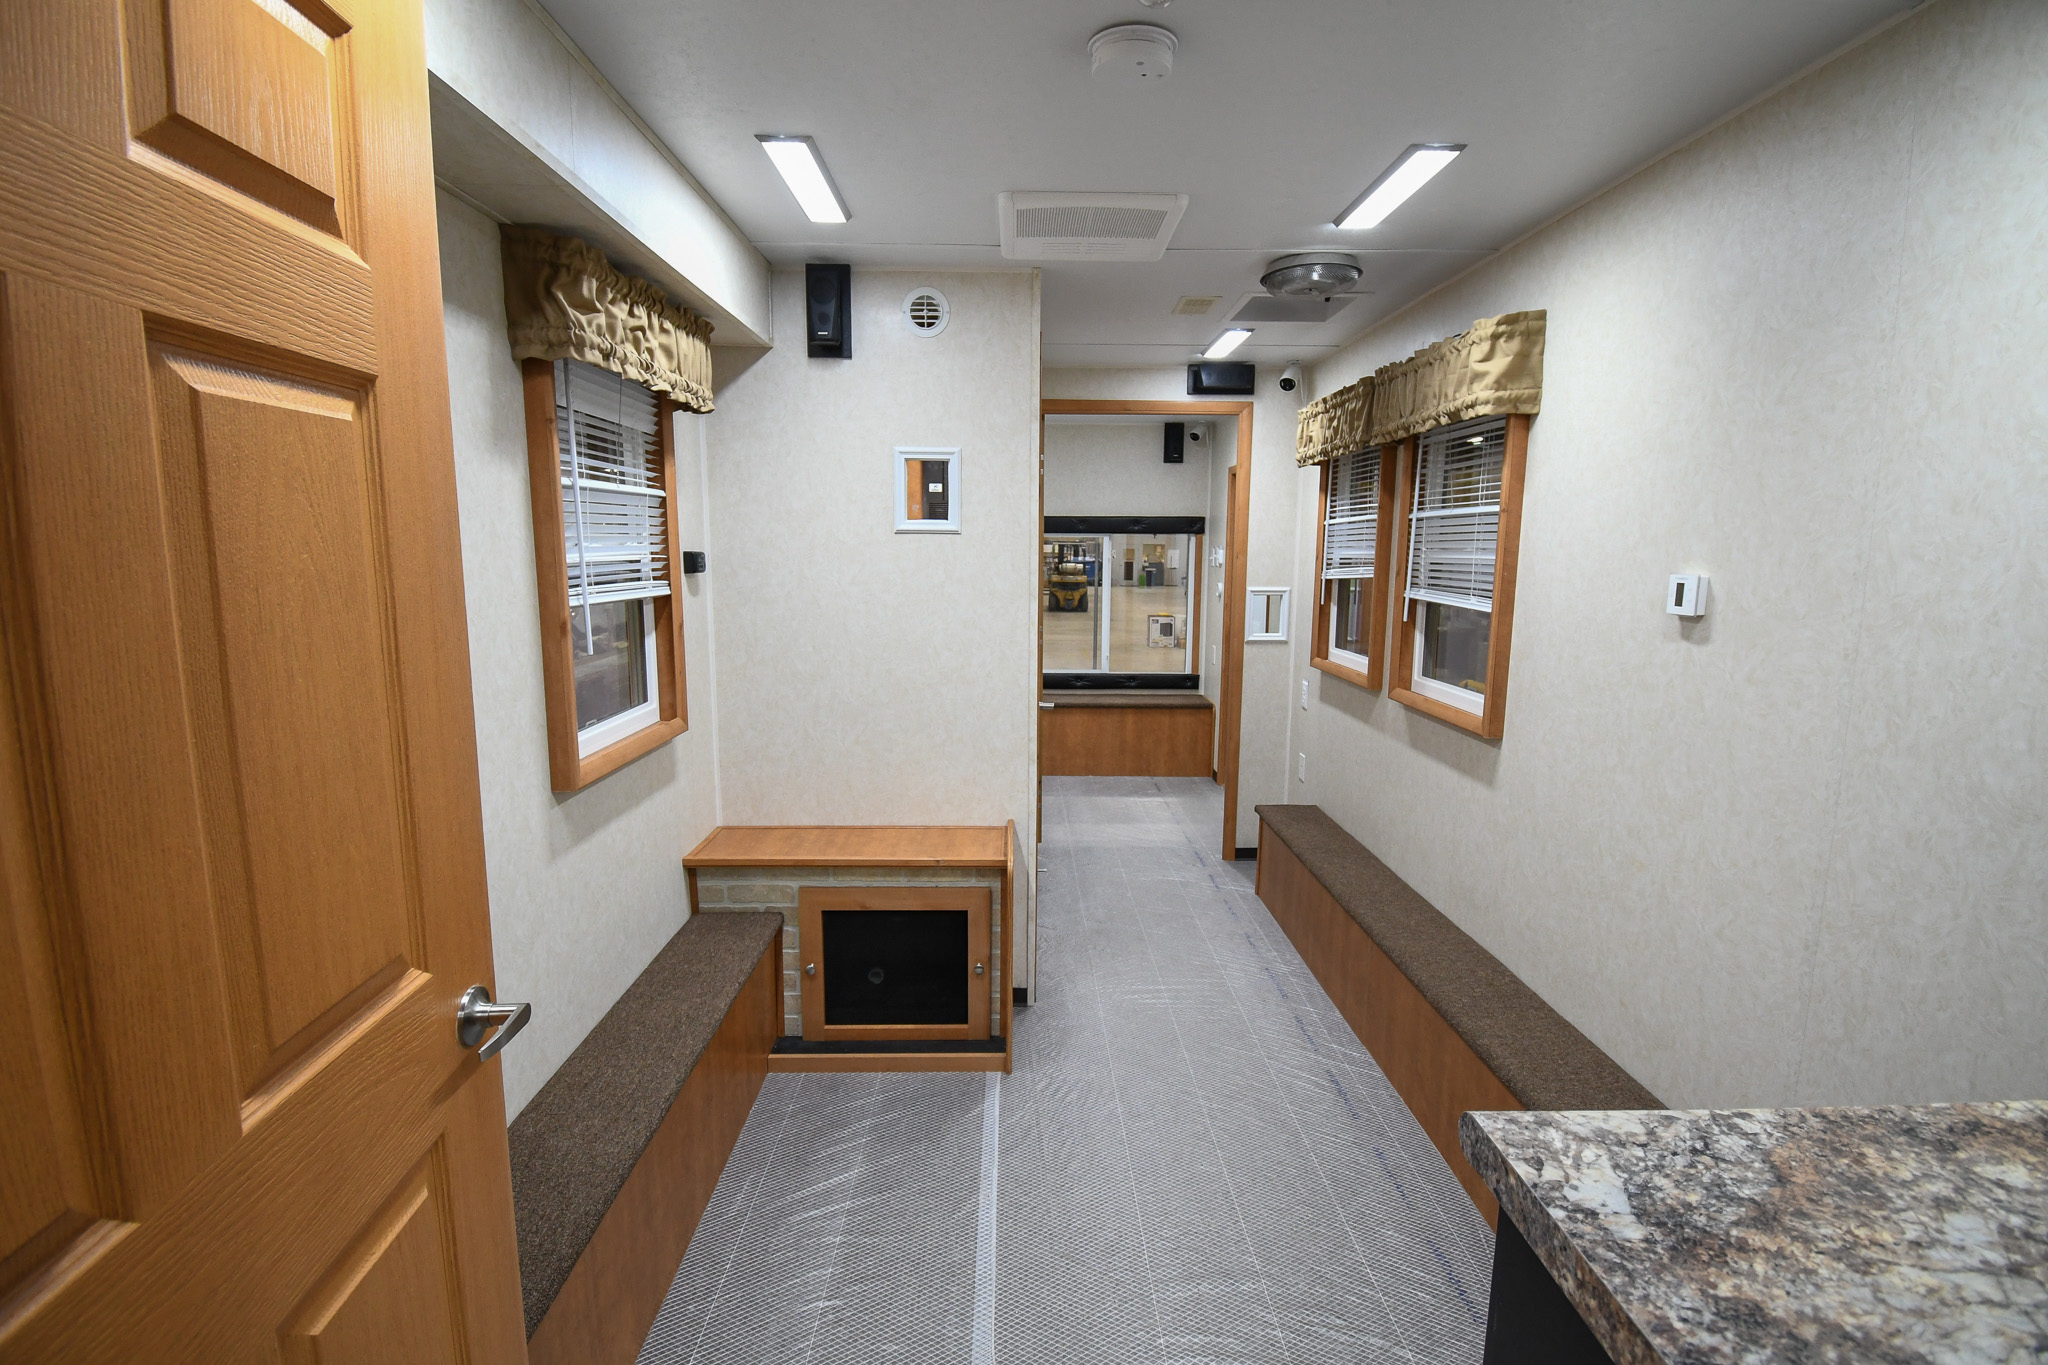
xmin=1388 ymin=415 xmax=1529 ymax=739
xmin=1308 ymin=445 xmax=1397 ymax=692
xmin=521 ymin=358 xmax=689 ymax=792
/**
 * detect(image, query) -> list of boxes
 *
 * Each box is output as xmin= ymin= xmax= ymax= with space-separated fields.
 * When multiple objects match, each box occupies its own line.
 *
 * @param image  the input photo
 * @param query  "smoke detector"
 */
xmin=1089 ymin=24 xmax=1177 ymax=85
xmin=1261 ymin=252 xmax=1363 ymax=298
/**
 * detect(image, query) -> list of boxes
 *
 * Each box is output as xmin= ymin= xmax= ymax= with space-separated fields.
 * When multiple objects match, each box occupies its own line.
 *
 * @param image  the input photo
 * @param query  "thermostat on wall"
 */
xmin=1667 ymin=574 xmax=1708 ymax=618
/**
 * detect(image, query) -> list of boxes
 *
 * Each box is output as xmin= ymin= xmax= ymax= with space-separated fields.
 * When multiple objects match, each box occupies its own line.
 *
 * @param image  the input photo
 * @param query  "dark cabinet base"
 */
xmin=1480 ymin=1216 xmax=1616 ymax=1365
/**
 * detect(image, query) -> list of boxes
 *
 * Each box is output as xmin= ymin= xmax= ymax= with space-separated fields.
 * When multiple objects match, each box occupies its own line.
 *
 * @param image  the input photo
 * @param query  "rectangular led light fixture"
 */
xmin=755 ymin=134 xmax=850 ymax=224
xmin=1335 ymin=143 xmax=1465 ymax=230
xmin=1203 ymin=327 xmax=1253 ymax=359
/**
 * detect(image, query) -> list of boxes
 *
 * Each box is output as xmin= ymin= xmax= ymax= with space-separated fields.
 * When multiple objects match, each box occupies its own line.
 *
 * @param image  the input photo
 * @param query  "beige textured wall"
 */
xmin=437 ymin=192 xmax=722 ymax=1118
xmin=1298 ymin=0 xmax=2048 ymax=1108
xmin=706 ymin=268 xmax=1041 ymax=987
xmin=1043 ymin=370 xmax=1308 ymax=845
xmin=1043 ymin=422 xmax=1213 ymax=517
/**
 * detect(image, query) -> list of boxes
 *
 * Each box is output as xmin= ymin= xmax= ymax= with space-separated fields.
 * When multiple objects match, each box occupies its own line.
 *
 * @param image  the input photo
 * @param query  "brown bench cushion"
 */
xmin=508 ymin=910 xmax=782 ymax=1336
xmin=1255 ymin=804 xmax=1660 ymax=1112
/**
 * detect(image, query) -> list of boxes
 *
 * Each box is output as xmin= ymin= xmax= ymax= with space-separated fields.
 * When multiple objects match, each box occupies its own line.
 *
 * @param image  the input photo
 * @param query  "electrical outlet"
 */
xmin=1296 ymin=752 xmax=1307 ymax=782
xmin=1300 ymin=679 xmax=1309 ymax=710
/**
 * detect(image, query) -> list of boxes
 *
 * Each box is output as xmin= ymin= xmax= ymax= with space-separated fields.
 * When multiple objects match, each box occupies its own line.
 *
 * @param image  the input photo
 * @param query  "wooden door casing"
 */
xmin=0 ymin=1 xmax=524 ymax=1361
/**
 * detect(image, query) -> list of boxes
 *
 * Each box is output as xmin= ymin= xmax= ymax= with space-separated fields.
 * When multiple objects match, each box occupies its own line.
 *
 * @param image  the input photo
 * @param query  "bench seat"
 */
xmin=1255 ymin=804 xmax=1658 ymax=1219
xmin=509 ymin=909 xmax=782 ymax=1363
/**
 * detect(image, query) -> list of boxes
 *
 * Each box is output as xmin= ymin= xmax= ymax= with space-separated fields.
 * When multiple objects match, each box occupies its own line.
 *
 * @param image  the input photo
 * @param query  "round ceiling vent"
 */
xmin=1261 ymin=252 xmax=1363 ymax=298
xmin=1089 ymin=24 xmax=1177 ymax=84
xmin=903 ymin=287 xmax=949 ymax=337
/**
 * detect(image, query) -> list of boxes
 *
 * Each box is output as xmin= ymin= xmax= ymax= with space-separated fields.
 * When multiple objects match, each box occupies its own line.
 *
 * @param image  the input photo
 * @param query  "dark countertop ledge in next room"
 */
xmin=1461 ymin=1102 xmax=2048 ymax=1365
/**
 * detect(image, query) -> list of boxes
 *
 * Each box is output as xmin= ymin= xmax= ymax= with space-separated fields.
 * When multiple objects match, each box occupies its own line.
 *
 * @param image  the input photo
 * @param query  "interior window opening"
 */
xmin=1041 ymin=530 xmax=1196 ymax=679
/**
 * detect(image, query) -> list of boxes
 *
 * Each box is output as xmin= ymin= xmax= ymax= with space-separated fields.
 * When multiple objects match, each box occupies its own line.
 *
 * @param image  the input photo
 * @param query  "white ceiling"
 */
xmin=537 ymin=0 xmax=1909 ymax=368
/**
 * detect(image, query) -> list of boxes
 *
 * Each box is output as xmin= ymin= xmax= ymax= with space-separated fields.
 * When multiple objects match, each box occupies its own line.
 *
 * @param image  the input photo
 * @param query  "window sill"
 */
xmin=1389 ymin=684 xmax=1502 ymax=740
xmin=552 ymin=714 xmax=687 ymax=792
xmin=1311 ymin=655 xmax=1377 ymax=692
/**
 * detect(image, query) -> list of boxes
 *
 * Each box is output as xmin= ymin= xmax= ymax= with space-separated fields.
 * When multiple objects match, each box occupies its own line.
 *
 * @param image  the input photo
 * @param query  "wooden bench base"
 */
xmin=1256 ymin=823 xmax=1520 ymax=1223
xmin=526 ymin=943 xmax=779 ymax=1365
xmin=1039 ymin=697 xmax=1213 ymax=777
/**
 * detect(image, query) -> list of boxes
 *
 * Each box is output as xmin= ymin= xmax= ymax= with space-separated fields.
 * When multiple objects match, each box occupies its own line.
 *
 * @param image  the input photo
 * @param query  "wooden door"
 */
xmin=0 ymin=1 xmax=526 ymax=1362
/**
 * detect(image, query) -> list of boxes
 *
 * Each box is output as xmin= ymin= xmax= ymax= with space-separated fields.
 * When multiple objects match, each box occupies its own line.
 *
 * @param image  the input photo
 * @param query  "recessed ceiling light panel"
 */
xmin=1335 ymin=144 xmax=1465 ymax=230
xmin=1203 ymin=328 xmax=1252 ymax=359
xmin=755 ymin=134 xmax=850 ymax=224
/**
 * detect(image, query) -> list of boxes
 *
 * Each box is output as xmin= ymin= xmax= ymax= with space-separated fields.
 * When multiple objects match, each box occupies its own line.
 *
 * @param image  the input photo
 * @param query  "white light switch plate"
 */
xmin=1300 ymin=679 xmax=1309 ymax=710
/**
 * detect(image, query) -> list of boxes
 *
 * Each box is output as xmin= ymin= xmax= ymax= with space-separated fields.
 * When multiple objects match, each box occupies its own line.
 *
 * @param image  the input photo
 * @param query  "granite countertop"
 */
xmin=1461 ymin=1102 xmax=2048 ymax=1364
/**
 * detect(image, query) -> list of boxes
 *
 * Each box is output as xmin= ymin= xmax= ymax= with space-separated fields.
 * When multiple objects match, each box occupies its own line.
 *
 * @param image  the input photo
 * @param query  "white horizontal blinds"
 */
xmin=1406 ymin=416 xmax=1506 ymax=613
xmin=556 ymin=359 xmax=669 ymax=643
xmin=1322 ymin=448 xmax=1379 ymax=580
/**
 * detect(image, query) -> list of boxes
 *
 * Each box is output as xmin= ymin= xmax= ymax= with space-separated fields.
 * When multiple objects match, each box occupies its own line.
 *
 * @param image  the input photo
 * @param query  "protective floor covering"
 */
xmin=638 ymin=777 xmax=1493 ymax=1365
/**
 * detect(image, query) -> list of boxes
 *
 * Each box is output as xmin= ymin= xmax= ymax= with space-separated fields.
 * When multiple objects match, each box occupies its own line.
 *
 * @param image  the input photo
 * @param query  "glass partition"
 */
xmin=1042 ymin=532 xmax=1195 ymax=678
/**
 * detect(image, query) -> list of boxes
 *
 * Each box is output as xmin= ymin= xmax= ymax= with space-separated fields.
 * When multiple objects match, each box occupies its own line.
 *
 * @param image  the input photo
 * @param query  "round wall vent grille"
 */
xmin=903 ymin=287 xmax=949 ymax=337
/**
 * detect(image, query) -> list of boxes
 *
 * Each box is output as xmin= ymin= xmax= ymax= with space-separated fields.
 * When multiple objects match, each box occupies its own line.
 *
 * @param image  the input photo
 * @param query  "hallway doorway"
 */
xmin=1038 ymin=400 xmax=1255 ymax=865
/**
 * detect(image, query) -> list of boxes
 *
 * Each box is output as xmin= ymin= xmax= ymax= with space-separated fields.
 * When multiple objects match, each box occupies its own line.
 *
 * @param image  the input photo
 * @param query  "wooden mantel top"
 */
xmin=683 ymin=825 xmax=1012 ymax=869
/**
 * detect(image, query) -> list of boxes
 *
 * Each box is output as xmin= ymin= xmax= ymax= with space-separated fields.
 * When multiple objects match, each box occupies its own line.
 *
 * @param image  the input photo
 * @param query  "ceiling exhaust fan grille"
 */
xmin=1014 ymin=206 xmax=1169 ymax=241
xmin=998 ymin=192 xmax=1188 ymax=262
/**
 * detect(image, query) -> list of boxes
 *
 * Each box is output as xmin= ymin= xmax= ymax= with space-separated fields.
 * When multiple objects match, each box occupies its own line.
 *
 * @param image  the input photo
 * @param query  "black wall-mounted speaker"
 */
xmin=1163 ymin=421 xmax=1185 ymax=464
xmin=680 ymin=550 xmax=707 ymax=575
xmin=806 ymin=263 xmax=852 ymax=359
xmin=1187 ymin=362 xmax=1255 ymax=395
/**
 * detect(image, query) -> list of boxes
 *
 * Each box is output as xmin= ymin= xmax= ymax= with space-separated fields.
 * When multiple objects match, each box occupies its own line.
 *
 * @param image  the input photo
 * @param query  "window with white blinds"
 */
xmin=1405 ymin=416 xmax=1506 ymax=613
xmin=1321 ymin=448 xmax=1379 ymax=580
xmin=555 ymin=359 xmax=669 ymax=642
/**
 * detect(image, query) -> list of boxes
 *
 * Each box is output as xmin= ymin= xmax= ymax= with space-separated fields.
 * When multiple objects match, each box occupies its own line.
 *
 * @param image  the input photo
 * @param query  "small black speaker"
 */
xmin=1187 ymin=362 xmax=1255 ymax=395
xmin=1163 ymin=422 xmax=1185 ymax=464
xmin=806 ymin=263 xmax=851 ymax=359
xmin=680 ymin=550 xmax=707 ymax=575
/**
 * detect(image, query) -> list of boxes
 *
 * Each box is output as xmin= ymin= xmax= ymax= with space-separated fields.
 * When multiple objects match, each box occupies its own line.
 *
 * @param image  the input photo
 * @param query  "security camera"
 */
xmin=1186 ymin=426 xmax=1203 ymax=444
xmin=1278 ymin=362 xmax=1306 ymax=395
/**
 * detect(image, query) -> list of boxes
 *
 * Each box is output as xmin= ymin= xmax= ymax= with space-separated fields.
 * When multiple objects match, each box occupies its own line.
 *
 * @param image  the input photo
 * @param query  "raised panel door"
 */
xmin=0 ymin=0 xmax=525 ymax=1360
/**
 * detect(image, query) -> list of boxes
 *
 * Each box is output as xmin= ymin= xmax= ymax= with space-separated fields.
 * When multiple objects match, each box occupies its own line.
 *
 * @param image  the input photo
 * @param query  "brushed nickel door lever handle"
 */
xmin=457 ymin=985 xmax=531 ymax=1061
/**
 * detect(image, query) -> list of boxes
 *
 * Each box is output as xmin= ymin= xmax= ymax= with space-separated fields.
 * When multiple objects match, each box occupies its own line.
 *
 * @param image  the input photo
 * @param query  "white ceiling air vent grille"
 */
xmin=998 ymin=192 xmax=1188 ymax=262
xmin=902 ymin=287 xmax=949 ymax=337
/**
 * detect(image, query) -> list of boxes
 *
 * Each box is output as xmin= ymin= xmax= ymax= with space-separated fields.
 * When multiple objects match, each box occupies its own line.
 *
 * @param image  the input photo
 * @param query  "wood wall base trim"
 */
xmin=767 ymin=1050 xmax=1010 ymax=1074
xmin=1255 ymin=825 xmax=1518 ymax=1224
xmin=525 ymin=943 xmax=779 ymax=1365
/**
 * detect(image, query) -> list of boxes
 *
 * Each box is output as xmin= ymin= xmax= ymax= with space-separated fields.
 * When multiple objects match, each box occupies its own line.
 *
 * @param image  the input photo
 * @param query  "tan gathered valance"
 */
xmin=500 ymin=226 xmax=715 ymax=413
xmin=1294 ymin=375 xmax=1374 ymax=467
xmin=1294 ymin=309 xmax=1546 ymax=465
